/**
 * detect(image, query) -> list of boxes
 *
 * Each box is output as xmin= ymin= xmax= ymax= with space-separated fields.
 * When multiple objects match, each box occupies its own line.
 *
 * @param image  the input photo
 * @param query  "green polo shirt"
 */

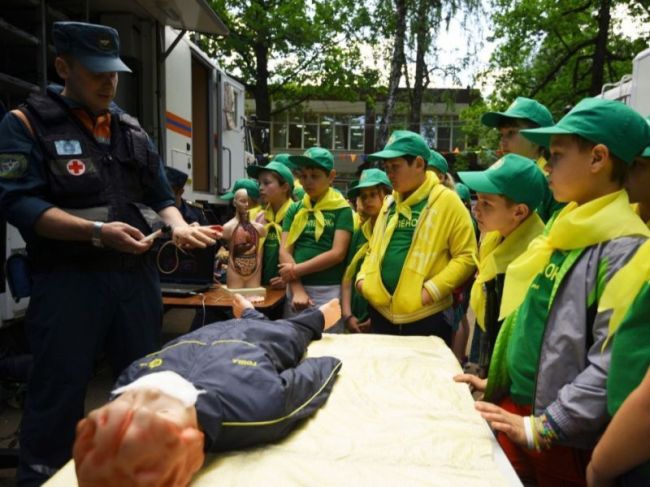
xmin=283 ymin=202 xmax=354 ymax=286
xmin=346 ymin=227 xmax=370 ymax=321
xmin=262 ymin=227 xmax=281 ymax=285
xmin=380 ymin=198 xmax=428 ymax=295
xmin=507 ymin=250 xmax=569 ymax=405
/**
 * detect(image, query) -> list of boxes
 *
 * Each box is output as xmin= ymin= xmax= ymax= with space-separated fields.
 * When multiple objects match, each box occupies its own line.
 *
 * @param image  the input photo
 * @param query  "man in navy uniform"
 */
xmin=165 ymin=166 xmax=209 ymax=225
xmin=0 ymin=21 xmax=219 ymax=485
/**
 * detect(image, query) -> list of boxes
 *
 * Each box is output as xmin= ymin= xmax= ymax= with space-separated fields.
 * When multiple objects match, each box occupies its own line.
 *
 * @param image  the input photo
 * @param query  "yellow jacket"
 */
xmin=357 ymin=182 xmax=477 ymax=324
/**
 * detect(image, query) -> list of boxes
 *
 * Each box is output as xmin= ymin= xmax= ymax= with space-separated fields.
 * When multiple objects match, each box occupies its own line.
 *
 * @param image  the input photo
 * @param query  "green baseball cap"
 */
xmin=642 ymin=116 xmax=650 ymax=158
xmin=457 ymin=153 xmax=547 ymax=210
xmin=288 ymin=147 xmax=335 ymax=172
xmin=367 ymin=130 xmax=430 ymax=161
xmin=455 ymin=182 xmax=471 ymax=203
xmin=520 ymin=98 xmax=650 ymax=164
xmin=221 ymin=178 xmax=260 ymax=200
xmin=247 ymin=161 xmax=294 ymax=190
xmin=347 ymin=169 xmax=392 ymax=199
xmin=427 ymin=149 xmax=449 ymax=174
xmin=271 ymin=153 xmax=296 ymax=170
xmin=481 ymin=97 xmax=554 ymax=129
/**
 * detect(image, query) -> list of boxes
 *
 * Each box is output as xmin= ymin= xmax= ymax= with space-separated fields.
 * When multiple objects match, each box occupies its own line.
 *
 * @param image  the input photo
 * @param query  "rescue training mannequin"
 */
xmin=73 ymin=294 xmax=342 ymax=487
xmin=222 ymin=188 xmax=266 ymax=288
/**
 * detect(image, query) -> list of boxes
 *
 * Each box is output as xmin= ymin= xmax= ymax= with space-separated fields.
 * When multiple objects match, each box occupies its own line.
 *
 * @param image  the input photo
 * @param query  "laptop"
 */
xmin=158 ymin=242 xmax=217 ymax=296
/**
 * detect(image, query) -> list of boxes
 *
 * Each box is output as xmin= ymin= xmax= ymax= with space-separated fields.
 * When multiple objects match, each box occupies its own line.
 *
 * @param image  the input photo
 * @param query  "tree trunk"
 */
xmin=377 ymin=0 xmax=407 ymax=150
xmin=408 ymin=0 xmax=431 ymax=133
xmin=590 ymin=0 xmax=611 ymax=96
xmin=253 ymin=40 xmax=271 ymax=155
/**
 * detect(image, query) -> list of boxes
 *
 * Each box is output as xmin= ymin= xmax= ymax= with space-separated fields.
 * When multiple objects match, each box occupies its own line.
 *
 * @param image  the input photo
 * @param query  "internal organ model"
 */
xmin=222 ymin=188 xmax=266 ymax=289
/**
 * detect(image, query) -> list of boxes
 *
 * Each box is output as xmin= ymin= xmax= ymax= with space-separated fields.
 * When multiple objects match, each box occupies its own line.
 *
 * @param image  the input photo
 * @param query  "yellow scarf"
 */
xmin=259 ymin=199 xmax=293 ymax=246
xmin=470 ymin=213 xmax=544 ymax=331
xmin=632 ymin=203 xmax=650 ymax=229
xmin=599 ymin=239 xmax=650 ymax=348
xmin=500 ymin=190 xmax=650 ymax=320
xmin=372 ymin=171 xmax=439 ymax=264
xmin=343 ymin=219 xmax=374 ymax=284
xmin=285 ymin=187 xmax=349 ymax=247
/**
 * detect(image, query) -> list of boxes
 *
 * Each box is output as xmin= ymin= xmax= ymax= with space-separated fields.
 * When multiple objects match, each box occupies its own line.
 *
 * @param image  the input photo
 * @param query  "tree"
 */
xmin=378 ymin=0 xmax=481 ymax=146
xmin=485 ymin=0 xmax=650 ymax=115
xmin=201 ymin=0 xmax=376 ymax=155
xmin=377 ymin=0 xmax=408 ymax=149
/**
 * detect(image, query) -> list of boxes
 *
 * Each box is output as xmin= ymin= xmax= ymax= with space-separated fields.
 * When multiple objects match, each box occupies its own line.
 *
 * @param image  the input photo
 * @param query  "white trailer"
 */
xmin=0 ymin=0 xmax=249 ymax=326
xmin=599 ymin=47 xmax=650 ymax=115
xmin=162 ymin=29 xmax=249 ymax=203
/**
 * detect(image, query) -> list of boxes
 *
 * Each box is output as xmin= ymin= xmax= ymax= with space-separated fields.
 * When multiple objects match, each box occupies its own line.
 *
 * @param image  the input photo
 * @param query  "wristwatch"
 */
xmin=91 ymin=221 xmax=104 ymax=248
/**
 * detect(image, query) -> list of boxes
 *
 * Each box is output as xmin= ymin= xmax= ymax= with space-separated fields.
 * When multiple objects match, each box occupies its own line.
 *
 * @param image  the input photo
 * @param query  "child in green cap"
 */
xmin=222 ymin=178 xmax=262 ymax=219
xmin=585 ymin=128 xmax=650 ymax=483
xmin=427 ymin=149 xmax=455 ymax=189
xmin=279 ymin=147 xmax=353 ymax=331
xmin=356 ymin=130 xmax=477 ymax=344
xmin=481 ymin=96 xmax=564 ymax=222
xmin=453 ymin=153 xmax=547 ymax=381
xmin=246 ymin=161 xmax=295 ymax=292
xmin=341 ymin=169 xmax=392 ymax=333
xmin=468 ymin=98 xmax=650 ymax=486
xmin=272 ymin=153 xmax=305 ymax=200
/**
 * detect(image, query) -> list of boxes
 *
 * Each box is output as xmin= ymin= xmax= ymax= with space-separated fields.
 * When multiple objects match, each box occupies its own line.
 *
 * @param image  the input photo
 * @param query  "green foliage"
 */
xmin=485 ymin=0 xmax=650 ymax=117
xmin=203 ymin=0 xmax=379 ymax=113
xmin=459 ymin=98 xmax=499 ymax=150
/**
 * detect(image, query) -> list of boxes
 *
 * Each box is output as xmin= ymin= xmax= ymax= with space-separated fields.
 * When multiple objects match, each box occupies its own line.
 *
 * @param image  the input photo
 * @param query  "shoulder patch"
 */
xmin=0 ymin=154 xmax=28 ymax=179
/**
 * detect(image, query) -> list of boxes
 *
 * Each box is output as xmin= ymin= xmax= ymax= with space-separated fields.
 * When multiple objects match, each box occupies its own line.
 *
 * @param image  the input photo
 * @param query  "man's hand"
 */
xmin=232 ymin=293 xmax=254 ymax=318
xmin=100 ymin=222 xmax=153 ymax=254
xmin=474 ymin=401 xmax=526 ymax=447
xmin=453 ymin=374 xmax=487 ymax=393
xmin=421 ymin=288 xmax=433 ymax=306
xmin=173 ymin=225 xmax=218 ymax=249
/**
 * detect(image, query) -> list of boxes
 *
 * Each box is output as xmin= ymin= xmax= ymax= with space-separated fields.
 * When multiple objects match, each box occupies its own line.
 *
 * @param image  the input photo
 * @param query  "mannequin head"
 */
xmin=73 ymin=388 xmax=204 ymax=487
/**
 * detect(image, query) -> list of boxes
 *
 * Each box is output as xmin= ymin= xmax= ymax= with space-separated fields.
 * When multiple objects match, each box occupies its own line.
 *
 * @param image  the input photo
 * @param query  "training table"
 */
xmin=46 ymin=334 xmax=521 ymax=486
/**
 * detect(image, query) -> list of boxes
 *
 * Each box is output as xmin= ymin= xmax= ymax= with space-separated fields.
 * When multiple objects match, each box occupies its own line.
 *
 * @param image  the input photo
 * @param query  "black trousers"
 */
xmin=17 ymin=262 xmax=162 ymax=486
xmin=368 ymin=306 xmax=453 ymax=347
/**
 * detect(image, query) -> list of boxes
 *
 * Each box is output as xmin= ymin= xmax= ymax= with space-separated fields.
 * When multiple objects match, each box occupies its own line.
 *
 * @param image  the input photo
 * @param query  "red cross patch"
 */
xmin=67 ymin=159 xmax=86 ymax=176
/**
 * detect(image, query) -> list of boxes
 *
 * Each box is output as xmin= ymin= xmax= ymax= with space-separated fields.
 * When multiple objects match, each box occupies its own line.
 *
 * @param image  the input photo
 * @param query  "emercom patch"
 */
xmin=0 ymin=154 xmax=28 ymax=179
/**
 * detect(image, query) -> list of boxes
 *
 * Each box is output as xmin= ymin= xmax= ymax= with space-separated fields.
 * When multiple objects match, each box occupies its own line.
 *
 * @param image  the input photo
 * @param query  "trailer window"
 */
xmin=192 ymin=55 xmax=210 ymax=192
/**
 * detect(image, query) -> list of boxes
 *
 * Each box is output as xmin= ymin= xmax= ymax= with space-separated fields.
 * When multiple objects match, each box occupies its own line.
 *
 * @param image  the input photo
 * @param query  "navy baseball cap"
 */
xmin=53 ymin=22 xmax=132 ymax=73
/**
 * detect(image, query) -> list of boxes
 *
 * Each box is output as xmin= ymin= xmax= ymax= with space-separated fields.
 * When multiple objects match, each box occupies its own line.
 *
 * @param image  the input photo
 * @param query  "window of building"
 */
xmin=272 ymin=113 xmax=287 ymax=149
xmin=319 ymin=115 xmax=334 ymax=149
xmin=303 ymin=112 xmax=318 ymax=148
xmin=288 ymin=110 xmax=303 ymax=149
xmin=350 ymin=115 xmax=364 ymax=151
xmin=334 ymin=115 xmax=349 ymax=150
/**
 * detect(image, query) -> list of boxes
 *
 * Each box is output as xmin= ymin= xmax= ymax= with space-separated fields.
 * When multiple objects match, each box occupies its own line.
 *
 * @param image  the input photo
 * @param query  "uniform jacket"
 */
xmin=528 ymin=236 xmax=646 ymax=448
xmin=115 ymin=307 xmax=341 ymax=452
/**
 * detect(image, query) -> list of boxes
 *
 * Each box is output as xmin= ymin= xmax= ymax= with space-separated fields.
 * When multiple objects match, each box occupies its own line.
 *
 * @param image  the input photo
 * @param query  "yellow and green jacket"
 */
xmin=356 ymin=180 xmax=477 ymax=324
